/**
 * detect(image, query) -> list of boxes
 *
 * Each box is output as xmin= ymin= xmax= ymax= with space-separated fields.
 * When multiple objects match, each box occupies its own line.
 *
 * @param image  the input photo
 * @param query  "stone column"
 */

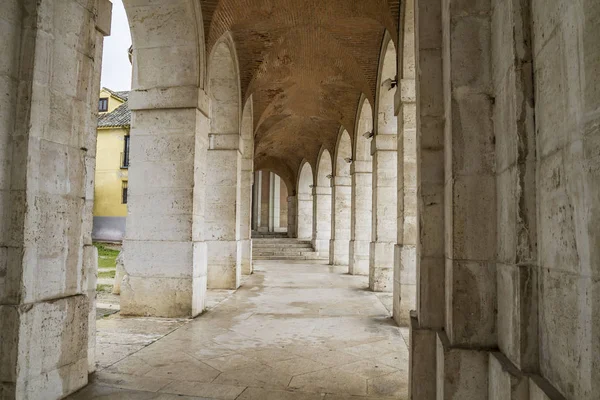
xmin=349 ymin=160 xmax=372 ymax=275
xmin=252 ymin=171 xmax=261 ymax=231
xmin=205 ymin=133 xmax=242 ymax=289
xmin=123 ymin=95 xmax=209 ymax=316
xmin=269 ymin=172 xmax=281 ymax=232
xmin=297 ymin=192 xmax=313 ymax=240
xmin=240 ymin=139 xmax=253 ymax=275
xmin=330 ymin=176 xmax=352 ymax=265
xmin=409 ymin=0 xmax=445 ymax=397
xmin=393 ymin=0 xmax=418 ymax=326
xmin=435 ymin=0 xmax=497 ymax=397
xmin=369 ymin=135 xmax=398 ymax=292
xmin=312 ymin=185 xmax=332 ymax=257
xmin=0 ymin=1 xmax=109 ymax=397
xmin=287 ymin=195 xmax=297 ymax=237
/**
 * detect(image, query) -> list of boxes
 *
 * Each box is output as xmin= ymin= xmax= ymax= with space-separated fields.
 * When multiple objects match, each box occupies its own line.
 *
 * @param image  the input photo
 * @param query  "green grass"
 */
xmin=94 ymin=243 xmax=119 ymax=269
xmin=96 ymin=283 xmax=113 ymax=293
xmin=98 ymin=270 xmax=116 ymax=279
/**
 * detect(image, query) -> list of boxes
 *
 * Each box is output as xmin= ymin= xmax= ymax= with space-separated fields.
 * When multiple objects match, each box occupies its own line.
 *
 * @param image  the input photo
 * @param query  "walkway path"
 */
xmin=70 ymin=260 xmax=409 ymax=399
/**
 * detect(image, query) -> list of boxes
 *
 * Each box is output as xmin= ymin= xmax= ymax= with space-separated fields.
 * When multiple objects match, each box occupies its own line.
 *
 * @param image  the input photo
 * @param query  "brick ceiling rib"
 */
xmin=201 ymin=0 xmax=400 ymax=178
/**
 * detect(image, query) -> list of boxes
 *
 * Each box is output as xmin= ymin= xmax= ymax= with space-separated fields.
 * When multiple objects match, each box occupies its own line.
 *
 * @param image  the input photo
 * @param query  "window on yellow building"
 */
xmin=122 ymin=181 xmax=128 ymax=204
xmin=99 ymin=97 xmax=108 ymax=112
xmin=121 ymin=135 xmax=130 ymax=168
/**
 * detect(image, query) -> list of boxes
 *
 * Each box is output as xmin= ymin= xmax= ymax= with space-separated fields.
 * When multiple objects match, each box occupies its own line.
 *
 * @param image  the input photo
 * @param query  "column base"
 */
xmin=312 ymin=238 xmax=330 ymax=258
xmin=240 ymin=239 xmax=253 ymax=275
xmin=369 ymin=241 xmax=395 ymax=292
xmin=409 ymin=314 xmax=437 ymax=400
xmin=349 ymin=240 xmax=370 ymax=275
xmin=393 ymin=244 xmax=417 ymax=326
xmin=121 ymin=241 xmax=206 ymax=318
xmin=0 ymin=296 xmax=89 ymax=399
xmin=436 ymin=330 xmax=489 ymax=399
xmin=207 ymin=240 xmax=241 ymax=289
xmin=121 ymin=276 xmax=198 ymax=318
xmin=329 ymin=239 xmax=350 ymax=266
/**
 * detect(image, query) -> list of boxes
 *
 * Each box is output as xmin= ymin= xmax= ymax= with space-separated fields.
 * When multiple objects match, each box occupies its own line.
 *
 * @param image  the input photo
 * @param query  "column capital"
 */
xmin=371 ymin=134 xmax=397 ymax=154
xmin=209 ymin=133 xmax=242 ymax=151
xmin=332 ymin=176 xmax=352 ymax=187
xmin=351 ymin=160 xmax=372 ymax=174
xmin=96 ymin=0 xmax=112 ymax=36
xmin=298 ymin=192 xmax=312 ymax=201
xmin=312 ymin=186 xmax=331 ymax=196
xmin=287 ymin=195 xmax=297 ymax=201
xmin=129 ymin=87 xmax=210 ymax=116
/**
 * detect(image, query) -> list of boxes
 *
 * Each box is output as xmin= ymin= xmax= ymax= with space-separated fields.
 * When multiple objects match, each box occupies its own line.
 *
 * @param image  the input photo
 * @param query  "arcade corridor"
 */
xmin=69 ymin=259 xmax=408 ymax=399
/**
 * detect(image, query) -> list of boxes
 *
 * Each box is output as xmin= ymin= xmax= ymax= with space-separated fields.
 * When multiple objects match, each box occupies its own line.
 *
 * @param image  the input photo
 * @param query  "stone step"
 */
xmin=253 ymin=251 xmax=319 ymax=257
xmin=253 ymin=246 xmax=314 ymax=252
xmin=253 ymin=255 xmax=328 ymax=260
xmin=252 ymin=240 xmax=312 ymax=245
xmin=252 ymin=242 xmax=313 ymax=248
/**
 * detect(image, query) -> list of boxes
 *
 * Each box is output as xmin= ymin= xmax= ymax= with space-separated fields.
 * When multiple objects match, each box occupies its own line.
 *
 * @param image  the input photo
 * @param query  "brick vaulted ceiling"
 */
xmin=201 ymin=0 xmax=400 ymax=182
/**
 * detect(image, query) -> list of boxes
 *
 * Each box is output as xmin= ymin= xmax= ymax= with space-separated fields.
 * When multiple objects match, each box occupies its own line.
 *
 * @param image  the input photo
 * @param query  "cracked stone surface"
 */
xmin=68 ymin=260 xmax=408 ymax=399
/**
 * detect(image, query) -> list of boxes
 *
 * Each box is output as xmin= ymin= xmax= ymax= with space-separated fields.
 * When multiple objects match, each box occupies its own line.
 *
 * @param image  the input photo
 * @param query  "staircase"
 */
xmin=252 ymin=238 xmax=326 ymax=261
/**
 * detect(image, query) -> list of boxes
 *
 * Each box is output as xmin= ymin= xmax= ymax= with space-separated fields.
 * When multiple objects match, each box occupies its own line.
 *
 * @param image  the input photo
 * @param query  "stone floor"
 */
xmin=69 ymin=260 xmax=409 ymax=399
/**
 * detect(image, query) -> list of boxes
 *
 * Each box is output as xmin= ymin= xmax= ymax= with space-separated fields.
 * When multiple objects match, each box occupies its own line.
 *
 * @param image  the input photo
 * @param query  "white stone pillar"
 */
xmin=0 ymin=1 xmax=109 ymax=397
xmin=287 ymin=195 xmax=298 ymax=237
xmin=123 ymin=102 xmax=209 ymax=317
xmin=349 ymin=160 xmax=372 ymax=275
xmin=393 ymin=0 xmax=418 ymax=326
xmin=252 ymin=171 xmax=261 ymax=231
xmin=312 ymin=185 xmax=332 ymax=257
xmin=205 ymin=133 xmax=242 ymax=289
xmin=240 ymin=141 xmax=253 ymax=275
xmin=330 ymin=176 xmax=352 ymax=265
xmin=297 ymin=192 xmax=313 ymax=240
xmin=369 ymin=135 xmax=398 ymax=292
xmin=269 ymin=172 xmax=281 ymax=232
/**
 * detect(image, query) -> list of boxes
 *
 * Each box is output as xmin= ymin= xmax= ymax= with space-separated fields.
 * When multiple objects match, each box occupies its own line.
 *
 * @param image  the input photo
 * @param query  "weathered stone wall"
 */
xmin=532 ymin=0 xmax=599 ymax=398
xmin=410 ymin=0 xmax=599 ymax=399
xmin=0 ymin=0 xmax=109 ymax=397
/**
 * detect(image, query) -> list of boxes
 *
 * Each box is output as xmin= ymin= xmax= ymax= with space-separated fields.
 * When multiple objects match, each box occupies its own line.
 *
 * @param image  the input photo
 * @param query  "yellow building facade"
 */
xmin=92 ymin=88 xmax=130 ymax=241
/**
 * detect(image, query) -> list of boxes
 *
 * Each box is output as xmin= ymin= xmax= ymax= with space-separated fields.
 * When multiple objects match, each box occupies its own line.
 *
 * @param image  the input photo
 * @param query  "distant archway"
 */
xmin=296 ymin=161 xmax=314 ymax=240
xmin=330 ymin=129 xmax=353 ymax=266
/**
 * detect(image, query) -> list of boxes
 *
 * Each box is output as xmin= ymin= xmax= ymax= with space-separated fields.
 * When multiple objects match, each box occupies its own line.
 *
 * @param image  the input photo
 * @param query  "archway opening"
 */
xmin=330 ymin=130 xmax=353 ymax=266
xmin=251 ymin=171 xmax=290 ymax=236
xmin=296 ymin=162 xmax=315 ymax=240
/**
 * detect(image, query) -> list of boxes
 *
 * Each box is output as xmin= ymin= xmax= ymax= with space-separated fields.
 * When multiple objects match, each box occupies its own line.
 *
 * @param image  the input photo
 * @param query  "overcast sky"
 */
xmin=100 ymin=0 xmax=132 ymax=91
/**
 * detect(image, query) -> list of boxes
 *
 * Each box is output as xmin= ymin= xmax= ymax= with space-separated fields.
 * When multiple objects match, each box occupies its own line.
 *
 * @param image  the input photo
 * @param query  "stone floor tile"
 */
xmin=337 ymin=359 xmax=398 ymax=379
xmin=373 ymin=350 xmax=409 ymax=371
xmin=243 ymin=347 xmax=297 ymax=363
xmin=96 ymin=343 xmax=146 ymax=369
xmin=144 ymin=357 xmax=220 ymax=383
xmin=159 ymin=381 xmax=246 ymax=399
xmin=342 ymin=339 xmax=402 ymax=359
xmin=202 ymin=353 xmax=265 ymax=372
xmin=367 ymin=371 xmax=409 ymax=398
xmin=270 ymin=357 xmax=329 ymax=376
xmin=212 ymin=364 xmax=293 ymax=389
xmin=92 ymin=371 xmax=172 ymax=392
xmin=68 ymin=384 xmax=211 ymax=399
xmin=289 ymin=368 xmax=368 ymax=396
xmin=236 ymin=387 xmax=324 ymax=400
xmin=104 ymin=355 xmax=155 ymax=376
